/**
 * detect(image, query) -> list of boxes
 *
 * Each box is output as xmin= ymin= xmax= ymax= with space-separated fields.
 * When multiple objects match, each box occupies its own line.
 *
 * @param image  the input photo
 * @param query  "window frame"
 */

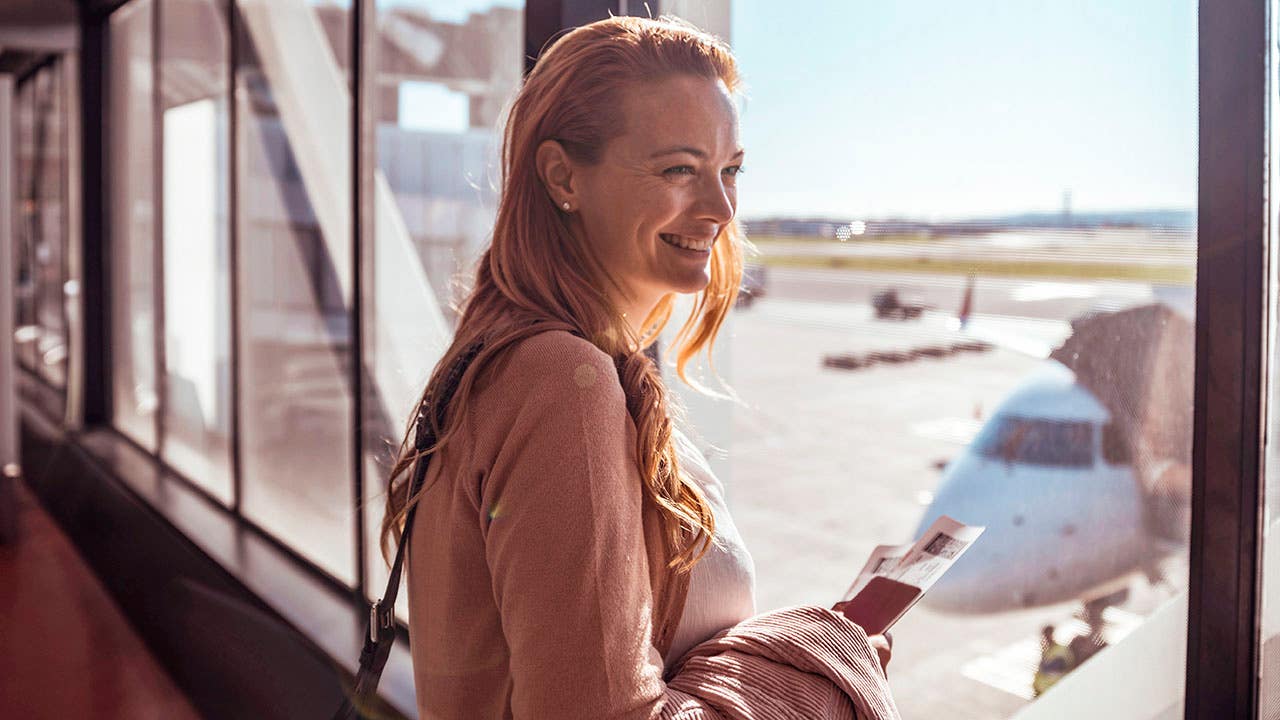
xmin=1186 ymin=1 xmax=1268 ymax=717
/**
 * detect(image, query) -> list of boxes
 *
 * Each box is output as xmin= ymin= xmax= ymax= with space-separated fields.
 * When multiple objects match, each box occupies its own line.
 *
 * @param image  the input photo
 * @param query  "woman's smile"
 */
xmin=660 ymin=233 xmax=715 ymax=254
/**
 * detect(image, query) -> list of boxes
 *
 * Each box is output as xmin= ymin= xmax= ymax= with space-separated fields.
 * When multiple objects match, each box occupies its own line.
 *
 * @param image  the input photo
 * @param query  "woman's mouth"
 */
xmin=660 ymin=233 xmax=713 ymax=253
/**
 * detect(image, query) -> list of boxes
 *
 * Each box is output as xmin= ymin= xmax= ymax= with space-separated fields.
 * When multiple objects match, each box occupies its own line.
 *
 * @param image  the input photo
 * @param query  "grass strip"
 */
xmin=755 ymin=253 xmax=1195 ymax=284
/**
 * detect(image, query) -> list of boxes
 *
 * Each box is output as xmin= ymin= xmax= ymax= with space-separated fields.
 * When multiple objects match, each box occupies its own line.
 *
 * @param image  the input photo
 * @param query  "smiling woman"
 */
xmin=371 ymin=14 xmax=898 ymax=720
xmin=535 ymin=74 xmax=745 ymax=330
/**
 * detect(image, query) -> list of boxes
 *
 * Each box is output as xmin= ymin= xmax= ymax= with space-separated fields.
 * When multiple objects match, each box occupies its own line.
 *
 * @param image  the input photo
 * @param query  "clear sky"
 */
xmin=727 ymin=0 xmax=1198 ymax=220
xmin=387 ymin=0 xmax=1199 ymax=221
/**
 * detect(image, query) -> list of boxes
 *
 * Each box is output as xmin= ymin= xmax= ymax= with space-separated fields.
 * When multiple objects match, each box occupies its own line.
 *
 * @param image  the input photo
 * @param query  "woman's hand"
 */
xmin=831 ymin=600 xmax=893 ymax=677
xmin=866 ymin=632 xmax=893 ymax=678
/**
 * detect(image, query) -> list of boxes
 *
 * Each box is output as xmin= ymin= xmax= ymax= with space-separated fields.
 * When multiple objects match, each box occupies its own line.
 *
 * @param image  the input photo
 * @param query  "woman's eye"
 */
xmin=724 ymin=165 xmax=745 ymax=177
xmin=664 ymin=165 xmax=696 ymax=176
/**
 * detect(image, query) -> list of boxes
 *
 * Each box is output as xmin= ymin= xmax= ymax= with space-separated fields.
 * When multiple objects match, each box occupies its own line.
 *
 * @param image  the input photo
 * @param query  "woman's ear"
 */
xmin=535 ymin=139 xmax=578 ymax=210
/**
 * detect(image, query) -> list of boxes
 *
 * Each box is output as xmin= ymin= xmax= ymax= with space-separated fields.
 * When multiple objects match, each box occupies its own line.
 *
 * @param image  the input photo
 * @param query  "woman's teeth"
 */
xmin=661 ymin=234 xmax=712 ymax=251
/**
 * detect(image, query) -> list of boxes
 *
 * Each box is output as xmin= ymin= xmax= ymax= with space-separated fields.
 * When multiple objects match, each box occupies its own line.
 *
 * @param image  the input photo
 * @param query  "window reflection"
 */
xmin=14 ymin=59 xmax=70 ymax=398
xmin=109 ymin=0 xmax=159 ymax=450
xmin=32 ymin=66 xmax=68 ymax=389
xmin=363 ymin=0 xmax=524 ymax=612
xmin=234 ymin=0 xmax=355 ymax=584
xmin=160 ymin=0 xmax=234 ymax=502
xmin=14 ymin=75 xmax=39 ymax=374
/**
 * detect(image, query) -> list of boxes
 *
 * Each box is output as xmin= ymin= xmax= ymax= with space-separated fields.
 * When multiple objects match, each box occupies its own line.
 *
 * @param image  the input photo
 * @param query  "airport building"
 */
xmin=0 ymin=1 xmax=1273 ymax=719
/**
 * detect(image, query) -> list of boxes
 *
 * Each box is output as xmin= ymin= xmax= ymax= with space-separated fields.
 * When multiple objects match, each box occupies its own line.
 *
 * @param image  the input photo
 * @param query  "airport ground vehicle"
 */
xmin=872 ymin=288 xmax=930 ymax=319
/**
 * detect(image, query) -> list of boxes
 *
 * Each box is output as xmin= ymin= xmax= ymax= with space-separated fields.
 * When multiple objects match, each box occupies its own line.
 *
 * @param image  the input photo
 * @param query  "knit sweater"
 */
xmin=405 ymin=327 xmax=898 ymax=718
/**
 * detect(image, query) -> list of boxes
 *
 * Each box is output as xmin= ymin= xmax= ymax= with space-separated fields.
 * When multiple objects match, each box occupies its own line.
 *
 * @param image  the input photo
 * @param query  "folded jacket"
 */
xmin=660 ymin=605 xmax=902 ymax=720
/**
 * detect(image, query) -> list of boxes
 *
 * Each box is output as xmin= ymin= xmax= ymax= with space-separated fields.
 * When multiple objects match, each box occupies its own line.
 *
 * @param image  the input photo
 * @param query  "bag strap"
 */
xmin=332 ymin=340 xmax=485 ymax=720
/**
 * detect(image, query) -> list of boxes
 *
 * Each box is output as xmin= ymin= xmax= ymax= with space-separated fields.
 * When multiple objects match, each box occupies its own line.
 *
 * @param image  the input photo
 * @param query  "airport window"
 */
xmin=233 ymin=0 xmax=357 ymax=585
xmin=659 ymin=2 xmax=1194 ymax=716
xmin=108 ymin=0 xmax=160 ymax=451
xmin=13 ymin=57 xmax=71 ymax=408
xmin=99 ymin=0 xmax=526 ymax=604
xmin=158 ymin=0 xmax=234 ymax=503
xmin=362 ymin=0 xmax=525 ymax=613
xmin=88 ymin=0 xmax=1206 ymax=714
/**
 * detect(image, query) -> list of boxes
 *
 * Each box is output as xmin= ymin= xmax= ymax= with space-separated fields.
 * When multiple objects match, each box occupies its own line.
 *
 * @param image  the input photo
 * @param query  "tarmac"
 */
xmin=662 ymin=268 xmax=1190 ymax=719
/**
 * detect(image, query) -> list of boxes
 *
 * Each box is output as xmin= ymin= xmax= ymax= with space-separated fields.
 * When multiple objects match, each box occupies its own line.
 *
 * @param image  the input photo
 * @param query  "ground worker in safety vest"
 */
xmin=1033 ymin=625 xmax=1074 ymax=697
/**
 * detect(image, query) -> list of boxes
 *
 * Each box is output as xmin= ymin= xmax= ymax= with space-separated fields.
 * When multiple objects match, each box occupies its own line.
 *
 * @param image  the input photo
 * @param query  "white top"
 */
xmin=662 ymin=426 xmax=758 ymax=668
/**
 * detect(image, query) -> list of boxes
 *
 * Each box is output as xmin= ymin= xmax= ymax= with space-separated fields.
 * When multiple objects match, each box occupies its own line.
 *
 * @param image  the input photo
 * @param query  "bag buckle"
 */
xmin=369 ymin=599 xmax=392 ymax=644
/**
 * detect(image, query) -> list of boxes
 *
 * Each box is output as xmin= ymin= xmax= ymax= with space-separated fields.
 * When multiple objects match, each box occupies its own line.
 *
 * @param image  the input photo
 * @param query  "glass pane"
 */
xmin=662 ymin=2 xmax=1195 ymax=717
xmin=14 ymin=74 xmax=37 ymax=372
xmin=31 ymin=64 xmax=69 ymax=389
xmin=362 ymin=0 xmax=524 ymax=615
xmin=159 ymin=0 xmax=234 ymax=503
xmin=109 ymin=0 xmax=160 ymax=450
xmin=234 ymin=0 xmax=355 ymax=585
xmin=13 ymin=61 xmax=70 ymax=394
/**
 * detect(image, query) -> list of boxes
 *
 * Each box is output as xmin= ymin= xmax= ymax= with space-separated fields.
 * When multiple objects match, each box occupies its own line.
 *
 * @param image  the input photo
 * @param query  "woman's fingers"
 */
xmin=866 ymin=633 xmax=892 ymax=676
xmin=829 ymin=603 xmax=892 ymax=676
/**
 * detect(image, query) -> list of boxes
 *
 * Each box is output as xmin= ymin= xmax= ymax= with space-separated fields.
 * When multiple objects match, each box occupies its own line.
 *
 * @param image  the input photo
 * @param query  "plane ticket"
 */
xmin=839 ymin=515 xmax=986 ymax=603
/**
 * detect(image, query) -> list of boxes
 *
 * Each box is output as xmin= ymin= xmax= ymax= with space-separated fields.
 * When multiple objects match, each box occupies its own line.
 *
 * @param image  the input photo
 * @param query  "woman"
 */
xmin=379 ymin=15 xmax=893 ymax=718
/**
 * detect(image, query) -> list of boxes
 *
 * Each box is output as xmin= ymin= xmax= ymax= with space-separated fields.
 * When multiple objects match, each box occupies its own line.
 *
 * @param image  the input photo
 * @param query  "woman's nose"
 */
xmin=696 ymin=176 xmax=735 ymax=224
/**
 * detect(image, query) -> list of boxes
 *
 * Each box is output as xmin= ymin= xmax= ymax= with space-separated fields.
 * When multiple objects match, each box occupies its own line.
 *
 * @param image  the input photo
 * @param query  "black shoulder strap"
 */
xmin=332 ymin=340 xmax=485 ymax=720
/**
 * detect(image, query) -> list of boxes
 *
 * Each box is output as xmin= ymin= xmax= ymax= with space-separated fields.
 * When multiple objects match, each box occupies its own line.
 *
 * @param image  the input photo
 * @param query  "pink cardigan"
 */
xmin=406 ymin=326 xmax=899 ymax=718
xmin=662 ymin=605 xmax=900 ymax=719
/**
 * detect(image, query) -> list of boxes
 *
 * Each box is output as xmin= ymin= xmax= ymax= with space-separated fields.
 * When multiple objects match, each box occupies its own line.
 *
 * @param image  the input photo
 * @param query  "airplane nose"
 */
xmin=910 ymin=509 xmax=1050 ymax=611
xmin=914 ymin=454 xmax=1153 ymax=614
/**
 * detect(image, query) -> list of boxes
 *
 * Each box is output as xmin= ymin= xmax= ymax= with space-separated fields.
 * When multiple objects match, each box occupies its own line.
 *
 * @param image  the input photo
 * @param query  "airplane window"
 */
xmin=972 ymin=415 xmax=1095 ymax=468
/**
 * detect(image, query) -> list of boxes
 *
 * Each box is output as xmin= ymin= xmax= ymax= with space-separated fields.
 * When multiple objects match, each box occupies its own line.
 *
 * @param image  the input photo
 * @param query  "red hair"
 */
xmin=381 ymin=15 xmax=747 ymax=578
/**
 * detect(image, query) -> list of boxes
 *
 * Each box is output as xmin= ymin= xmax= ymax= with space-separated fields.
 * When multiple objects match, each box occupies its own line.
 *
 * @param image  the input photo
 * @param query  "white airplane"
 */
xmin=911 ymin=358 xmax=1182 ymax=615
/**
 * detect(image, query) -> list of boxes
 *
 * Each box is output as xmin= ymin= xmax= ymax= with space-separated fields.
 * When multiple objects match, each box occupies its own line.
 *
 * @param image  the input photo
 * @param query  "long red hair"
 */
xmin=380 ymin=15 xmax=747 ymax=578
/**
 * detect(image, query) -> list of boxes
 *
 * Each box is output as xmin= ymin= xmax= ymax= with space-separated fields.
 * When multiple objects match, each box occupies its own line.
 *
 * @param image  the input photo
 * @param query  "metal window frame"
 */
xmin=79 ymin=2 xmax=110 ymax=428
xmin=150 ymin=0 xmax=167 ymax=467
xmin=226 ymin=0 xmax=243 ymax=515
xmin=1187 ymin=1 xmax=1268 ymax=717
xmin=352 ymin=0 xmax=372 ymax=606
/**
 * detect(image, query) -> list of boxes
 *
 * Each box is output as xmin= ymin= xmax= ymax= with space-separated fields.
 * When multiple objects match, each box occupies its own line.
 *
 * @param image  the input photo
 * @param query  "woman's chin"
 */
xmin=667 ymin=274 xmax=713 ymax=297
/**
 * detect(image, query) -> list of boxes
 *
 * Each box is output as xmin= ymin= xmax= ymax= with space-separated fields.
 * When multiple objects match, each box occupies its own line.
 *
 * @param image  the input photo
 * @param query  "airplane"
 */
xmin=911 ymin=356 xmax=1187 ymax=618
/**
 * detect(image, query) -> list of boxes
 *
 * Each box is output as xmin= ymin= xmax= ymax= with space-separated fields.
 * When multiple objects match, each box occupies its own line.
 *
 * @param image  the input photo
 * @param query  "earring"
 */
xmin=562 ymin=201 xmax=571 ymax=211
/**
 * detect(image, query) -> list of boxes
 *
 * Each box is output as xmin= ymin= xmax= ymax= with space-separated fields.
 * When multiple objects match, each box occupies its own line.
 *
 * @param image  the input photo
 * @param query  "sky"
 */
xmin=727 ymin=0 xmax=1199 ymax=220
xmin=388 ymin=0 xmax=1199 ymax=221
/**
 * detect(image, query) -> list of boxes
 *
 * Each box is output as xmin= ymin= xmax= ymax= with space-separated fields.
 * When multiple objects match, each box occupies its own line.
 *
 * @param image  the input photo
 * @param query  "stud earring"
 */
xmin=562 ymin=201 xmax=571 ymax=211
